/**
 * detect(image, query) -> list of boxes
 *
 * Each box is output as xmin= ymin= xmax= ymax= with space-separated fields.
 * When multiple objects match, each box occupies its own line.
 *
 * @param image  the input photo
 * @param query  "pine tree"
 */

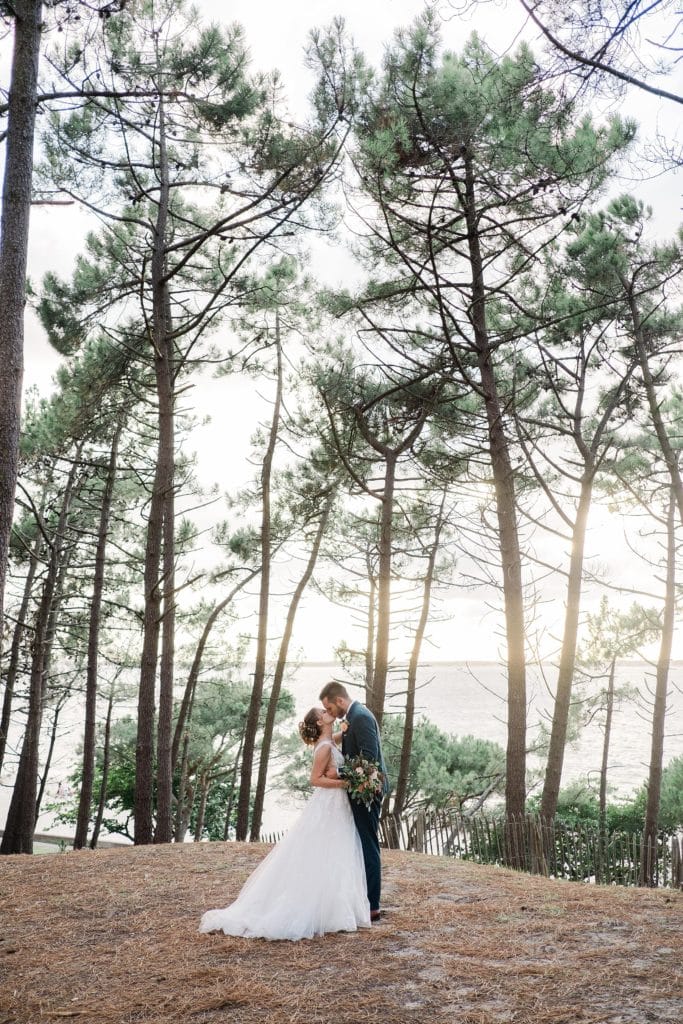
xmin=337 ymin=12 xmax=634 ymax=823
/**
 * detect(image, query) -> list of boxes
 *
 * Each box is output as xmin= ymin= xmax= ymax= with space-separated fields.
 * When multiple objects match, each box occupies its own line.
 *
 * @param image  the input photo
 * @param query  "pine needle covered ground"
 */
xmin=1 ymin=842 xmax=681 ymax=1024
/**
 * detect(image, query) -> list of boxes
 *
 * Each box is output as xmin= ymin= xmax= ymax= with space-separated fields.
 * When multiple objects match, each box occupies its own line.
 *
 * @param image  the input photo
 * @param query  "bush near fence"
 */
xmin=378 ymin=810 xmax=683 ymax=890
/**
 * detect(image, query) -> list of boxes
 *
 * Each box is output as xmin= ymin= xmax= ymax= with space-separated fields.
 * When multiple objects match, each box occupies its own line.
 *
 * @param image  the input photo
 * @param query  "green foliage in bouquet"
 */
xmin=339 ymin=754 xmax=384 ymax=807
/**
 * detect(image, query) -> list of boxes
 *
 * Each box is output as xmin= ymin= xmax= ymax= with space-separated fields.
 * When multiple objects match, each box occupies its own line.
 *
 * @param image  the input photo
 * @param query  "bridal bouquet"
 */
xmin=340 ymin=754 xmax=384 ymax=808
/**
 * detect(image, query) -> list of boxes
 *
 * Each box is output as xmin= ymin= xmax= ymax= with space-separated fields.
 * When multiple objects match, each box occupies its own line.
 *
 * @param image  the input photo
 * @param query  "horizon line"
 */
xmin=293 ymin=659 xmax=676 ymax=668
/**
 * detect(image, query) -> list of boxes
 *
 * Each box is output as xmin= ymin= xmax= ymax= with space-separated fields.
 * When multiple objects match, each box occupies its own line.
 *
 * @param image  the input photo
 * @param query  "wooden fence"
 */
xmin=378 ymin=811 xmax=683 ymax=890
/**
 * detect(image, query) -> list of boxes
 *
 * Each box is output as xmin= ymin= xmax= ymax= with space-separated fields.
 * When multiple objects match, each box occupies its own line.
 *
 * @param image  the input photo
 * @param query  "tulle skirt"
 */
xmin=199 ymin=788 xmax=371 ymax=940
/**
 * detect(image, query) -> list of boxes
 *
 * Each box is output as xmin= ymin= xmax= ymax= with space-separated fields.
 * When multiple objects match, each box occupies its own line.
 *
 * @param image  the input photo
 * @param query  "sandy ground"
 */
xmin=0 ymin=842 xmax=681 ymax=1024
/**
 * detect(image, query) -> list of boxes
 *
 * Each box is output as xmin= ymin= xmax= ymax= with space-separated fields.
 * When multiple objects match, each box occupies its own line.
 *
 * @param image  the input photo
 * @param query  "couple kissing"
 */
xmin=199 ymin=682 xmax=387 ymax=941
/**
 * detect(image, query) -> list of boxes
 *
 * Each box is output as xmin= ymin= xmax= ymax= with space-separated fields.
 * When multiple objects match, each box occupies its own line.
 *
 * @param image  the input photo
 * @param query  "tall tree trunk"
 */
xmin=599 ymin=656 xmax=616 ymax=830
xmin=35 ymin=694 xmax=66 ymax=822
xmin=0 ymin=511 xmax=43 ymax=773
xmin=1 ymin=454 xmax=79 ymax=855
xmin=90 ymin=683 xmax=115 ymax=850
xmin=74 ymin=422 xmax=122 ymax=849
xmin=596 ymin=653 xmax=616 ymax=884
xmin=224 ymin=714 xmax=246 ymax=840
xmin=30 ymin=533 xmax=75 ymax=827
xmin=250 ymin=493 xmax=334 ymax=841
xmin=134 ymin=92 xmax=174 ymax=846
xmin=326 ymin=398 xmax=428 ymax=725
xmin=365 ymin=565 xmax=376 ymax=705
xmin=173 ymin=728 xmax=191 ymax=842
xmin=177 ymin=779 xmax=195 ymax=845
xmin=640 ymin=490 xmax=675 ymax=887
xmin=133 ymin=463 xmax=163 ymax=845
xmin=463 ymin=150 xmax=527 ymax=825
xmin=394 ymin=501 xmax=445 ymax=819
xmin=155 ymin=401 xmax=175 ymax=844
xmin=0 ymin=1 xmax=43 ymax=654
xmin=235 ymin=319 xmax=282 ymax=841
xmin=353 ymin=410 xmax=429 ymax=724
xmin=370 ymin=455 xmax=397 ymax=727
xmin=540 ymin=474 xmax=594 ymax=820
xmin=171 ymin=569 xmax=259 ymax=770
xmin=153 ymin=112 xmax=176 ymax=846
xmin=193 ymin=775 xmax=210 ymax=843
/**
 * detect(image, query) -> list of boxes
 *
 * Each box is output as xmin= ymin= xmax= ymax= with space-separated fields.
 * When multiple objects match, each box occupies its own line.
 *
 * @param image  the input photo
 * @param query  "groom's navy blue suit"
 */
xmin=341 ymin=702 xmax=387 ymax=913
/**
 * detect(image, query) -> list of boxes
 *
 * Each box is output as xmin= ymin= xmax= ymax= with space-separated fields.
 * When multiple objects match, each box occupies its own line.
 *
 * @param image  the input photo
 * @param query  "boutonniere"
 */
xmin=340 ymin=720 xmax=349 ymax=733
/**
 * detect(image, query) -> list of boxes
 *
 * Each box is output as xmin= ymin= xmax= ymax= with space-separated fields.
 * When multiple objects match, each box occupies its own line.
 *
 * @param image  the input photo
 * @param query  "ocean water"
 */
xmin=1 ymin=661 xmax=680 ymax=840
xmin=261 ymin=660 xmax=683 ymax=832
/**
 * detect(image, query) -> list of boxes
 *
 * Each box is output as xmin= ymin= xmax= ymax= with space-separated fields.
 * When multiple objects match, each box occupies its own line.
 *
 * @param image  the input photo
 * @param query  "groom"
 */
xmin=319 ymin=681 xmax=387 ymax=922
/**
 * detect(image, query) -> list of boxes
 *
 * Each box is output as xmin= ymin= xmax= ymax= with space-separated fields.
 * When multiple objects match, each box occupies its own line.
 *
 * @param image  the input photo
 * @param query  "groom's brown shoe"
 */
xmin=370 ymin=910 xmax=381 ymax=922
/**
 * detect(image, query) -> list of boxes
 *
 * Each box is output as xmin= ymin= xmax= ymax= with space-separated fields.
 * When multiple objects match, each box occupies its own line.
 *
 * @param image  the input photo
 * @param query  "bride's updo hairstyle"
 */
xmin=299 ymin=708 xmax=323 ymax=746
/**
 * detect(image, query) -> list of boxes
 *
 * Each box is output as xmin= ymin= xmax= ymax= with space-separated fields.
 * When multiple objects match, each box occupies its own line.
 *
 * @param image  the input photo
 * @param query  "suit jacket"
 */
xmin=341 ymin=701 xmax=389 ymax=796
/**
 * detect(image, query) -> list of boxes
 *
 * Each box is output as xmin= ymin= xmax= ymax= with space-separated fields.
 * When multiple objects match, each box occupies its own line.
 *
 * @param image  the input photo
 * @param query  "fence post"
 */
xmin=529 ymin=815 xmax=548 ymax=876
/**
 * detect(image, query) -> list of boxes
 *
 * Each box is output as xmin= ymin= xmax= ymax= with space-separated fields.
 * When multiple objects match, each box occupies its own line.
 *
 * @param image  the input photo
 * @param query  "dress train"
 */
xmin=199 ymin=742 xmax=370 ymax=940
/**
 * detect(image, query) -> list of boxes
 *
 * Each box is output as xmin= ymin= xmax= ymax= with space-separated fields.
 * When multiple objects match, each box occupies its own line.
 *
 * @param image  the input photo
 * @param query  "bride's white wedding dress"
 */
xmin=199 ymin=741 xmax=371 ymax=940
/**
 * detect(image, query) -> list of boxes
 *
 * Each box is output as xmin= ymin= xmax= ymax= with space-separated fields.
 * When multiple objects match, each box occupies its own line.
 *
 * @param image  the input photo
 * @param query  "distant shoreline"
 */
xmin=296 ymin=659 xmax=678 ymax=669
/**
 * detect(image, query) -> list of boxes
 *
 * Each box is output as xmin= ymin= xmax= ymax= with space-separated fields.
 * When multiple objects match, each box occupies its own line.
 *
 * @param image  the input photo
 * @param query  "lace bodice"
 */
xmin=315 ymin=738 xmax=343 ymax=768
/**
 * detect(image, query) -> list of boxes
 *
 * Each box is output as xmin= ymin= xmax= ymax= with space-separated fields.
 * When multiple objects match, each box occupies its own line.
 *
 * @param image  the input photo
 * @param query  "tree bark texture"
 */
xmin=235 ymin=319 xmax=282 ymax=841
xmin=370 ymin=454 xmax=397 ymax=728
xmin=353 ymin=411 xmax=428 ymax=727
xmin=133 ymin=465 xmax=164 ymax=845
xmin=34 ymin=695 xmax=65 ymax=822
xmin=171 ymin=569 xmax=259 ymax=770
xmin=154 ymin=394 xmax=176 ymax=844
xmin=173 ymin=729 xmax=192 ymax=843
xmin=74 ymin=422 xmax=122 ymax=849
xmin=393 ymin=502 xmax=445 ymax=819
xmin=462 ymin=151 xmax=527 ymax=824
xmin=0 ymin=515 xmax=43 ymax=774
xmin=90 ymin=684 xmax=115 ymax=850
xmin=365 ymin=565 xmax=376 ymax=705
xmin=0 ymin=1 xmax=43 ymax=658
xmin=640 ymin=491 xmax=675 ymax=886
xmin=599 ymin=656 xmax=616 ymax=830
xmin=540 ymin=474 xmax=594 ymax=820
xmin=134 ymin=92 xmax=175 ymax=846
xmin=224 ymin=727 xmax=245 ymax=841
xmin=153 ymin=104 xmax=176 ymax=846
xmin=193 ymin=776 xmax=209 ymax=843
xmin=1 ymin=454 xmax=79 ymax=855
xmin=250 ymin=493 xmax=334 ymax=840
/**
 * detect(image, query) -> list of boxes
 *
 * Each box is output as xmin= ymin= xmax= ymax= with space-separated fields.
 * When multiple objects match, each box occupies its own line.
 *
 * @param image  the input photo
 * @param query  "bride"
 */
xmin=199 ymin=707 xmax=371 ymax=940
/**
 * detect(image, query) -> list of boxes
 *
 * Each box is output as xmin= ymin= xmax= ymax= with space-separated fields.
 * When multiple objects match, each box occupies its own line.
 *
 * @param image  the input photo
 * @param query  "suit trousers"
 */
xmin=351 ymin=797 xmax=381 ymax=911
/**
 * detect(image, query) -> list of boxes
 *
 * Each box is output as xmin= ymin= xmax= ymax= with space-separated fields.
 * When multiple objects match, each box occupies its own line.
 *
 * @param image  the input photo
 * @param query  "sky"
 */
xmin=15 ymin=0 xmax=683 ymax=662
